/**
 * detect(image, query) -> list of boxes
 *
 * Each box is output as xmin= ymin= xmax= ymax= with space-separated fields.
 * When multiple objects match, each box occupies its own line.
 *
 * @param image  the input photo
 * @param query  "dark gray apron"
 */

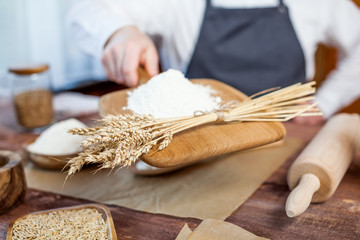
xmin=186 ymin=0 xmax=306 ymax=95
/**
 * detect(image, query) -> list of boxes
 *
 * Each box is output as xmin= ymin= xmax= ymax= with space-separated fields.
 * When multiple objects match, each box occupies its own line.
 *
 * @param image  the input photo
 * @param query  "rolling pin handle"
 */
xmin=286 ymin=173 xmax=320 ymax=218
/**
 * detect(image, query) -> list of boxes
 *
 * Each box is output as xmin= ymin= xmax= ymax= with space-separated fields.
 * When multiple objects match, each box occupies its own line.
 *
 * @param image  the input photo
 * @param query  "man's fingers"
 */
xmin=142 ymin=44 xmax=159 ymax=77
xmin=102 ymin=50 xmax=117 ymax=82
xmin=113 ymin=46 xmax=126 ymax=84
xmin=102 ymin=26 xmax=159 ymax=87
xmin=122 ymin=44 xmax=141 ymax=87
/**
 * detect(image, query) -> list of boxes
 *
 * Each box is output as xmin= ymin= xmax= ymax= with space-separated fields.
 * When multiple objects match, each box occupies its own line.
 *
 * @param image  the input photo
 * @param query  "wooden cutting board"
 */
xmin=98 ymin=79 xmax=286 ymax=168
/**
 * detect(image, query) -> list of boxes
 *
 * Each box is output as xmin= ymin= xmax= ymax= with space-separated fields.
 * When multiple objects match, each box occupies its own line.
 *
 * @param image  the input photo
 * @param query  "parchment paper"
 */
xmin=175 ymin=224 xmax=193 ymax=240
xmin=177 ymin=219 xmax=269 ymax=240
xmin=25 ymin=139 xmax=301 ymax=220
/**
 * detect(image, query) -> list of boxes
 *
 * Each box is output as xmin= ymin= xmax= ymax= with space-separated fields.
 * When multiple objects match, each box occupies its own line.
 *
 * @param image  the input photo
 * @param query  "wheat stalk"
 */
xmin=66 ymin=81 xmax=321 ymax=176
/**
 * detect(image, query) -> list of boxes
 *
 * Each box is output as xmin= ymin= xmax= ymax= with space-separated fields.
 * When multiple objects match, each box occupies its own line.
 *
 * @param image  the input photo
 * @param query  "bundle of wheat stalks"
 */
xmin=66 ymin=81 xmax=321 ymax=176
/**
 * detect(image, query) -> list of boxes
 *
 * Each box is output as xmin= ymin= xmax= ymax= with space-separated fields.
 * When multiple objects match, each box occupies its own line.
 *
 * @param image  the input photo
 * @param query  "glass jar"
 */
xmin=9 ymin=64 xmax=54 ymax=129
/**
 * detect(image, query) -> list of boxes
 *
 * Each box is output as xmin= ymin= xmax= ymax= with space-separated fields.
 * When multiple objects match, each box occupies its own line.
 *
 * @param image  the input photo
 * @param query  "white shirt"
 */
xmin=68 ymin=0 xmax=360 ymax=118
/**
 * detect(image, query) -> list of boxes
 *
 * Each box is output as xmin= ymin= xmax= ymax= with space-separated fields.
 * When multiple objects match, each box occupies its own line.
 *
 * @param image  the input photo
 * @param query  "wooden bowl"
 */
xmin=6 ymin=204 xmax=117 ymax=240
xmin=99 ymin=79 xmax=286 ymax=168
xmin=23 ymin=140 xmax=78 ymax=170
xmin=0 ymin=150 xmax=27 ymax=214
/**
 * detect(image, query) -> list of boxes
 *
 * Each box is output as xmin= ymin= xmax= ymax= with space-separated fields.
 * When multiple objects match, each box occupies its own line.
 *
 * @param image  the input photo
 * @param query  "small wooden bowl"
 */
xmin=6 ymin=204 xmax=117 ymax=240
xmin=0 ymin=150 xmax=27 ymax=214
xmin=23 ymin=140 xmax=78 ymax=170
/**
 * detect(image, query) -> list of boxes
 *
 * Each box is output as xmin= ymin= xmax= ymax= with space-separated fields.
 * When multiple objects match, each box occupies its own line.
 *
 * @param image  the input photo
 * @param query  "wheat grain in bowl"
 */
xmin=8 ymin=205 xmax=116 ymax=240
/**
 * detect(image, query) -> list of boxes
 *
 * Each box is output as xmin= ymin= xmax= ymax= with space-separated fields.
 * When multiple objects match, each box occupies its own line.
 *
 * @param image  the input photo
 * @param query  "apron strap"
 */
xmin=278 ymin=0 xmax=287 ymax=13
xmin=207 ymin=0 xmax=287 ymax=10
xmin=206 ymin=0 xmax=213 ymax=9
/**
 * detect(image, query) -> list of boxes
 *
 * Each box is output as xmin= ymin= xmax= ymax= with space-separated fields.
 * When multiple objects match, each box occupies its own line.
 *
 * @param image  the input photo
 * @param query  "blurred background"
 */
xmin=0 ymin=0 xmax=106 ymax=97
xmin=0 ymin=0 xmax=359 ymax=113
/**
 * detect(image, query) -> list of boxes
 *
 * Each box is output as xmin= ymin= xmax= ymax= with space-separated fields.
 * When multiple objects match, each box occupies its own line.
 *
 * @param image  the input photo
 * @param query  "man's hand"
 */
xmin=102 ymin=26 xmax=159 ymax=87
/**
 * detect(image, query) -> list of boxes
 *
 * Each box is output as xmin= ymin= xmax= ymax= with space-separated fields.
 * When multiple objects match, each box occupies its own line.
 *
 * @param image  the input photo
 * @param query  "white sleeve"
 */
xmin=316 ymin=0 xmax=360 ymax=118
xmin=67 ymin=0 xmax=174 ymax=58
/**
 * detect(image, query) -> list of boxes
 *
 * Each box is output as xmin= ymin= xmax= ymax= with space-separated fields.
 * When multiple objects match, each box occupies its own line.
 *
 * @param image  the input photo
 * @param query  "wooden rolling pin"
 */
xmin=286 ymin=113 xmax=360 ymax=218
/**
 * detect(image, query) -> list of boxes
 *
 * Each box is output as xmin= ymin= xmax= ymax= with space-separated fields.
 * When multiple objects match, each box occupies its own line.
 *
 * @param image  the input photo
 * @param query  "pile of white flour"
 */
xmin=27 ymin=118 xmax=87 ymax=155
xmin=125 ymin=69 xmax=222 ymax=118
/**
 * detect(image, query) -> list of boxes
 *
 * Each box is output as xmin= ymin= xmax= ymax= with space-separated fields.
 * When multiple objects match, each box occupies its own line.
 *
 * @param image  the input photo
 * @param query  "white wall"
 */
xmin=0 ymin=0 xmax=105 ymax=96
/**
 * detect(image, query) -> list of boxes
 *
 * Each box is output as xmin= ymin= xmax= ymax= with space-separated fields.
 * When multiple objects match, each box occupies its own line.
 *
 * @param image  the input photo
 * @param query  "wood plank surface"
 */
xmin=1 ymin=83 xmax=360 ymax=240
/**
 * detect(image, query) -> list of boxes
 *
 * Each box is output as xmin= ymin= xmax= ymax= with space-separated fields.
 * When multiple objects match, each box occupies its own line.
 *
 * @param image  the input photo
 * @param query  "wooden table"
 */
xmin=1 ymin=83 xmax=359 ymax=239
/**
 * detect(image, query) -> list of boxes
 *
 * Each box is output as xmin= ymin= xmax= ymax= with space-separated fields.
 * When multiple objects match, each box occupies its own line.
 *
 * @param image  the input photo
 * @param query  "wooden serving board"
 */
xmin=99 ymin=79 xmax=286 ymax=168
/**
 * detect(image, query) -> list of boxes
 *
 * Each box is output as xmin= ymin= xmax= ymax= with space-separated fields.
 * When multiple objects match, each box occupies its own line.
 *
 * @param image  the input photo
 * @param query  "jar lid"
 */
xmin=8 ymin=64 xmax=49 ymax=75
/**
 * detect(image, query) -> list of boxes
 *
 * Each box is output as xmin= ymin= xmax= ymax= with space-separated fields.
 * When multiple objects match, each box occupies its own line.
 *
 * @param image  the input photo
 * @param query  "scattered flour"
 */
xmin=135 ymin=160 xmax=159 ymax=171
xmin=125 ymin=69 xmax=222 ymax=118
xmin=27 ymin=118 xmax=87 ymax=155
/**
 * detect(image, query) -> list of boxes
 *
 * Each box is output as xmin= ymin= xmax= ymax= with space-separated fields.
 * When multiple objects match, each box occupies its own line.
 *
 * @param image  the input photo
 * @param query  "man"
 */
xmin=68 ymin=0 xmax=360 ymax=123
